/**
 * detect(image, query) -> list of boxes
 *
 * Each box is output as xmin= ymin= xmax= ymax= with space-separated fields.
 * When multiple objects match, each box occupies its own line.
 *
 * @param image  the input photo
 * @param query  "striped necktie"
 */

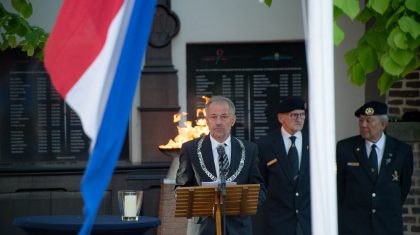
xmin=217 ymin=144 xmax=229 ymax=178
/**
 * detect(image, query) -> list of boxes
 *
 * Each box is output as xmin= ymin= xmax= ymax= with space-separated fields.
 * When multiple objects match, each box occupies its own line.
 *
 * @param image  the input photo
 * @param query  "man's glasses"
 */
xmin=289 ymin=112 xmax=306 ymax=120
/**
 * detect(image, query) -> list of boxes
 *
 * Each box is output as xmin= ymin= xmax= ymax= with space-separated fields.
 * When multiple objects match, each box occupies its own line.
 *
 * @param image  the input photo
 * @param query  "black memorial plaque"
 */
xmin=0 ymin=49 xmax=128 ymax=170
xmin=0 ymin=50 xmax=90 ymax=167
xmin=187 ymin=42 xmax=308 ymax=141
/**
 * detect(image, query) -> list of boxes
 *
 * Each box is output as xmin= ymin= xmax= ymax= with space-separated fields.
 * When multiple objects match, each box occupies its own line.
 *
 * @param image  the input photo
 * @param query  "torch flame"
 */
xmin=159 ymin=97 xmax=210 ymax=149
xmin=196 ymin=108 xmax=205 ymax=119
xmin=202 ymin=96 xmax=210 ymax=104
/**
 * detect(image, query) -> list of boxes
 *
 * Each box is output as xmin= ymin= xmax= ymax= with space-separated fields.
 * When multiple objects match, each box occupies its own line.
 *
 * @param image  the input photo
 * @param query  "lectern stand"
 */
xmin=175 ymin=184 xmax=260 ymax=235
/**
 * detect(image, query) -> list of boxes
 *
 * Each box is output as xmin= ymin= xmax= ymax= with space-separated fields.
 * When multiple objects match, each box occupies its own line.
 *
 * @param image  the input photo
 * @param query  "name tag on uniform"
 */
xmin=347 ymin=162 xmax=360 ymax=167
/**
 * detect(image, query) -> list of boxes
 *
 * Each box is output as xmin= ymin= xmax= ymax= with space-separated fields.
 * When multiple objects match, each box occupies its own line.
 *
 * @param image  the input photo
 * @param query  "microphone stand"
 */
xmin=219 ymin=170 xmax=227 ymax=235
xmin=216 ymin=144 xmax=227 ymax=235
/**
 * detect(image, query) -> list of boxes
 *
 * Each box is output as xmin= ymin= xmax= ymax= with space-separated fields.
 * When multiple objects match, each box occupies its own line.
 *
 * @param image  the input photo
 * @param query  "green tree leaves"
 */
xmin=262 ymin=0 xmax=272 ymax=7
xmin=0 ymin=0 xmax=47 ymax=59
xmin=335 ymin=0 xmax=360 ymax=19
xmin=358 ymin=45 xmax=378 ymax=73
xmin=12 ymin=0 xmax=32 ymax=18
xmin=334 ymin=21 xmax=345 ymax=45
xmin=405 ymin=0 xmax=420 ymax=15
xmin=399 ymin=16 xmax=420 ymax=39
xmin=335 ymin=0 xmax=420 ymax=95
xmin=367 ymin=0 xmax=390 ymax=15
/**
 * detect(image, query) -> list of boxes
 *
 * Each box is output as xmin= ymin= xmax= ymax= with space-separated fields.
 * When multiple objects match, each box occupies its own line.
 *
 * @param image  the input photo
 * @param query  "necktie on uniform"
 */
xmin=369 ymin=144 xmax=378 ymax=178
xmin=217 ymin=144 xmax=229 ymax=179
xmin=288 ymin=136 xmax=299 ymax=179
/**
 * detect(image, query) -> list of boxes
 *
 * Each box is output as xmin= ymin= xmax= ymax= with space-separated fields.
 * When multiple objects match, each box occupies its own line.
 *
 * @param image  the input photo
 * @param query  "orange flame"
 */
xmin=202 ymin=96 xmax=210 ymax=104
xmin=159 ymin=97 xmax=210 ymax=149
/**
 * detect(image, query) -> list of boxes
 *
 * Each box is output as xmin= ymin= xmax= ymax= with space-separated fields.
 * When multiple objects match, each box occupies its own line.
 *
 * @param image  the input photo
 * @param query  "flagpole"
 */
xmin=304 ymin=0 xmax=338 ymax=234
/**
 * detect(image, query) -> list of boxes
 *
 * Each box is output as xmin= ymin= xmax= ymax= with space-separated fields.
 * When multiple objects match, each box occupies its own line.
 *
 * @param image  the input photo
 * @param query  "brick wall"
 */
xmin=387 ymin=71 xmax=420 ymax=234
xmin=403 ymin=142 xmax=420 ymax=235
xmin=388 ymin=71 xmax=420 ymax=119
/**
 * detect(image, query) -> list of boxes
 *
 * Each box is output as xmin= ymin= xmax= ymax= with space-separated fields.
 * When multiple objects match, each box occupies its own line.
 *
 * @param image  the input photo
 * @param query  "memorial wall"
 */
xmin=187 ymin=42 xmax=308 ymax=141
xmin=0 ymin=49 xmax=128 ymax=171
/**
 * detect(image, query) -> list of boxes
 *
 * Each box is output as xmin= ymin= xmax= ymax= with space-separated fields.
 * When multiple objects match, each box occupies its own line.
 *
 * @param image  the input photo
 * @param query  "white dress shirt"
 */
xmin=210 ymin=135 xmax=232 ymax=180
xmin=365 ymin=132 xmax=386 ymax=173
xmin=281 ymin=127 xmax=303 ymax=169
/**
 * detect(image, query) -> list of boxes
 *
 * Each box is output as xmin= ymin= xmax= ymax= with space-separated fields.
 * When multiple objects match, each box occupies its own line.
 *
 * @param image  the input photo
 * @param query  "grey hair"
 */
xmin=378 ymin=114 xmax=389 ymax=122
xmin=205 ymin=96 xmax=236 ymax=115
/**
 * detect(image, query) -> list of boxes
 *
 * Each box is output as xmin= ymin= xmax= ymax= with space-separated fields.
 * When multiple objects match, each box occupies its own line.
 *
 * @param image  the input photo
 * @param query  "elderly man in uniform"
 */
xmin=336 ymin=101 xmax=413 ymax=235
xmin=256 ymin=97 xmax=311 ymax=235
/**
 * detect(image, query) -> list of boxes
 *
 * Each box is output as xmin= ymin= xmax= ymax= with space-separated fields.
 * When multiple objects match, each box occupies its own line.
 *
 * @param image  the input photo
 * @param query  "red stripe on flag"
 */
xmin=44 ymin=0 xmax=124 ymax=97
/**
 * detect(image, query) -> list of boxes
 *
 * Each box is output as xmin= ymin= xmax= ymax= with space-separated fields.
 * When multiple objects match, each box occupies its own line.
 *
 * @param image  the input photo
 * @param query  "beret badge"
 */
xmin=364 ymin=107 xmax=375 ymax=116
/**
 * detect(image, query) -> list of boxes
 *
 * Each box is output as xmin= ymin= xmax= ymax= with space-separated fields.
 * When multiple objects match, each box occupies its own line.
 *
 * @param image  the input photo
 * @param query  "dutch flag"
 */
xmin=44 ymin=0 xmax=156 ymax=234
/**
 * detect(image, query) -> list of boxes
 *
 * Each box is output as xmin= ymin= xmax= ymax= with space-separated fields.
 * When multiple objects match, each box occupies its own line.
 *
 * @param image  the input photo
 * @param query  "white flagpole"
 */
xmin=303 ymin=0 xmax=338 ymax=234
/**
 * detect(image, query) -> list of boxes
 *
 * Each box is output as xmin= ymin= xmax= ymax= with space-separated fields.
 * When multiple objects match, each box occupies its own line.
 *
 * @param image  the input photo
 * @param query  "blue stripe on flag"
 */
xmin=78 ymin=1 xmax=156 ymax=234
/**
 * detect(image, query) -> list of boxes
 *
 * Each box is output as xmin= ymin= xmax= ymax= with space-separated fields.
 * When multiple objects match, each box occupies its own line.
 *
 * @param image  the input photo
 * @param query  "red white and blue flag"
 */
xmin=44 ymin=0 xmax=156 ymax=234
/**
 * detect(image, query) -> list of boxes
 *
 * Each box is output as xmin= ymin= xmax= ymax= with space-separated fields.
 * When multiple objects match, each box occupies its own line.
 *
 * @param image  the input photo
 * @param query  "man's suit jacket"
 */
xmin=255 ymin=129 xmax=311 ymax=235
xmin=176 ymin=135 xmax=266 ymax=235
xmin=336 ymin=134 xmax=413 ymax=235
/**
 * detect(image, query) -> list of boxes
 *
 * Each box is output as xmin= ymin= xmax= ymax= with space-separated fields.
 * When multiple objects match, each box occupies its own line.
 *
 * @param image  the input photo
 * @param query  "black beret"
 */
xmin=354 ymin=101 xmax=388 ymax=117
xmin=277 ymin=98 xmax=306 ymax=113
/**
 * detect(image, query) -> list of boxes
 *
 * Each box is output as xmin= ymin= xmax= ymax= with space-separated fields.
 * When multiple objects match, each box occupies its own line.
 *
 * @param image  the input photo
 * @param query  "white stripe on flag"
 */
xmin=66 ymin=1 xmax=133 ymax=146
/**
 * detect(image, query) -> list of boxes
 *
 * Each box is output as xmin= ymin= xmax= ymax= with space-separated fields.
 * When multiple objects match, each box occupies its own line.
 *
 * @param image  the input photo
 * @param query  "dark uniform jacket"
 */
xmin=336 ymin=134 xmax=413 ymax=235
xmin=256 ymin=129 xmax=311 ymax=235
xmin=176 ymin=135 xmax=266 ymax=235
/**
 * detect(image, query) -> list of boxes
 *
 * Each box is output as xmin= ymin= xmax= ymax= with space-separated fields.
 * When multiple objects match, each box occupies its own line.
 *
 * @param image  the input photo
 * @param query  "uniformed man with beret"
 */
xmin=336 ymin=101 xmax=413 ymax=235
xmin=255 ymin=97 xmax=311 ymax=235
